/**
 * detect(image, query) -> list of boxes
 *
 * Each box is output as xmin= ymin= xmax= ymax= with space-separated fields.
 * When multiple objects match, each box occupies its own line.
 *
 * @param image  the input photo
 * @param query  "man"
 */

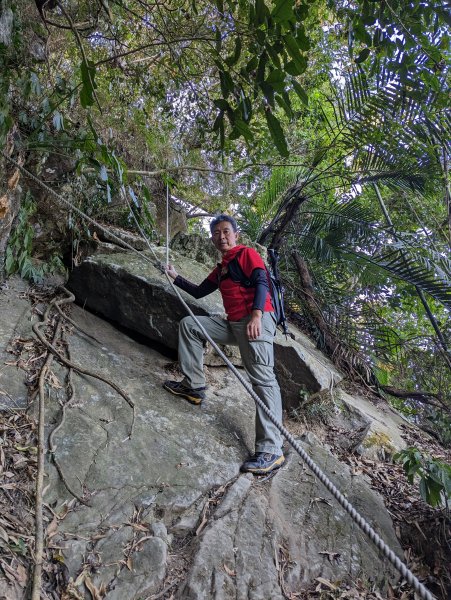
xmin=164 ymin=215 xmax=284 ymax=475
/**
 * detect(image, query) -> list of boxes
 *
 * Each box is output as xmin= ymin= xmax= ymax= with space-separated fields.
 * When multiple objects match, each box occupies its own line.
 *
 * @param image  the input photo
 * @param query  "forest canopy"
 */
xmin=1 ymin=0 xmax=450 ymax=442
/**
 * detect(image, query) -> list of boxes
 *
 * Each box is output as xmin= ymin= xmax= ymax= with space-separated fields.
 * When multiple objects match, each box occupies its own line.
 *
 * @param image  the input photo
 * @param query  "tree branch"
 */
xmin=380 ymin=385 xmax=450 ymax=414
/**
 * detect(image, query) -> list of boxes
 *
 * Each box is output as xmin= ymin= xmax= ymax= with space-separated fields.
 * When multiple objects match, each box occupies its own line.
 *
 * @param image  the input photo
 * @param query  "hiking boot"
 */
xmin=163 ymin=380 xmax=206 ymax=405
xmin=240 ymin=452 xmax=285 ymax=475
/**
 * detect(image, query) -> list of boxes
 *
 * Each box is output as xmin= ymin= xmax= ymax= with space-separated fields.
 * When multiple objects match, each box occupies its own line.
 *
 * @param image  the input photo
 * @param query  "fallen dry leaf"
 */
xmin=45 ymin=516 xmax=58 ymax=540
xmin=16 ymin=562 xmax=27 ymax=588
xmin=223 ymin=563 xmax=236 ymax=577
xmin=85 ymin=575 xmax=104 ymax=600
xmin=315 ymin=576 xmax=337 ymax=590
xmin=0 ymin=526 xmax=9 ymax=543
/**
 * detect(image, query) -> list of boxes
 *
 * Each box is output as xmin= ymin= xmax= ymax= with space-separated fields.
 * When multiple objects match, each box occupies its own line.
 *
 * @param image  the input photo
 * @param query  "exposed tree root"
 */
xmin=54 ymin=301 xmax=101 ymax=344
xmin=32 ymin=289 xmax=135 ymax=438
xmin=48 ymin=364 xmax=88 ymax=506
xmin=30 ymin=286 xmax=136 ymax=599
xmin=31 ymin=302 xmax=63 ymax=600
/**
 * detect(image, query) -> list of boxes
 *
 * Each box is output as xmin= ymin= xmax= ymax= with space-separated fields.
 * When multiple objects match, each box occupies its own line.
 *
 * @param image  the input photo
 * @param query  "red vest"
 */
xmin=207 ymin=245 xmax=273 ymax=321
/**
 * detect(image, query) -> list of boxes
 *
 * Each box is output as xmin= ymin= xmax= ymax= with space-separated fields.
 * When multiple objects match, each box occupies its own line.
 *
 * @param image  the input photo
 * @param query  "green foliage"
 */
xmin=426 ymin=412 xmax=451 ymax=447
xmin=394 ymin=447 xmax=451 ymax=508
xmin=5 ymin=192 xmax=38 ymax=280
xmin=5 ymin=192 xmax=65 ymax=282
xmin=80 ymin=60 xmax=97 ymax=108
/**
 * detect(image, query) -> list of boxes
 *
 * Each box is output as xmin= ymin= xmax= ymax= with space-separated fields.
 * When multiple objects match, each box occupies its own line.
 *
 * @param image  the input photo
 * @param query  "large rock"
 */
xmin=333 ymin=389 xmax=407 ymax=460
xmin=67 ymin=249 xmax=343 ymax=409
xmin=43 ymin=305 xmax=401 ymax=599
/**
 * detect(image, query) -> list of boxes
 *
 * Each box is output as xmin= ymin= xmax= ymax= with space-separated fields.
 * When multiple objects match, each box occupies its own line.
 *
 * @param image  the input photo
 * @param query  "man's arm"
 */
xmin=247 ymin=268 xmax=271 ymax=340
xmin=165 ymin=265 xmax=218 ymax=299
xmin=249 ymin=268 xmax=270 ymax=313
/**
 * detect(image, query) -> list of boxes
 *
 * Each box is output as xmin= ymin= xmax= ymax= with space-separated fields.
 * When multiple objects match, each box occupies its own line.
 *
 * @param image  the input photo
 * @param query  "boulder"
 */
xmin=67 ymin=249 xmax=343 ymax=408
xmin=333 ymin=389 xmax=407 ymax=460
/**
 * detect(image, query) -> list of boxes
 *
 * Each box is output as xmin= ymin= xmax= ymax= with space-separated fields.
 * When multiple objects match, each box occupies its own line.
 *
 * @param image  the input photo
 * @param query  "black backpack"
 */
xmin=223 ymin=248 xmax=289 ymax=336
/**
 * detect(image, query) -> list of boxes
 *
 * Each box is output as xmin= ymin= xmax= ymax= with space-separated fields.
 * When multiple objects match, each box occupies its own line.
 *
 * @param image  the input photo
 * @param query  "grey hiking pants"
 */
xmin=178 ymin=312 xmax=283 ymax=455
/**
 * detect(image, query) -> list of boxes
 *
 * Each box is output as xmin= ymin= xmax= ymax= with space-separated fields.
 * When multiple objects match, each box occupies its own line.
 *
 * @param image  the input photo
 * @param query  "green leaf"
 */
xmin=275 ymin=93 xmax=293 ymax=119
xmin=260 ymin=82 xmax=275 ymax=107
xmin=245 ymin=56 xmax=259 ymax=72
xmin=266 ymin=43 xmax=282 ymax=69
xmin=80 ymin=86 xmax=92 ymax=109
xmin=213 ymin=99 xmax=230 ymax=111
xmin=234 ymin=118 xmax=254 ymax=142
xmin=80 ymin=60 xmax=97 ymax=108
xmin=291 ymin=80 xmax=308 ymax=105
xmin=355 ymin=48 xmax=371 ymax=64
xmin=284 ymin=60 xmax=306 ymax=76
xmin=215 ymin=27 xmax=222 ymax=53
xmin=311 ymin=146 xmax=327 ymax=166
xmin=219 ymin=70 xmax=234 ymax=97
xmin=255 ymin=0 xmax=267 ymax=25
xmin=265 ymin=110 xmax=288 ymax=156
xmin=225 ymin=37 xmax=242 ymax=67
xmin=271 ymin=0 xmax=295 ymax=24
xmin=266 ymin=69 xmax=285 ymax=84
xmin=266 ymin=69 xmax=286 ymax=92
xmin=256 ymin=28 xmax=266 ymax=45
xmin=283 ymin=34 xmax=307 ymax=74
xmin=256 ymin=52 xmax=268 ymax=83
xmin=295 ymin=26 xmax=310 ymax=51
xmin=212 ymin=111 xmax=224 ymax=132
xmin=295 ymin=3 xmax=309 ymax=21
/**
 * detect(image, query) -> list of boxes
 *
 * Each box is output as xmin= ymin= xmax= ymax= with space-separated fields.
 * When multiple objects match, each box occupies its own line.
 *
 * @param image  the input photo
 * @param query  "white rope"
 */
xmin=1 ymin=152 xmax=436 ymax=600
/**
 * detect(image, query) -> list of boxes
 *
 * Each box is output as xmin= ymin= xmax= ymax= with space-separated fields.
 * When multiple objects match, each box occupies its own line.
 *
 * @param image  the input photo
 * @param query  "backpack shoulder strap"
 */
xmin=227 ymin=248 xmax=252 ymax=286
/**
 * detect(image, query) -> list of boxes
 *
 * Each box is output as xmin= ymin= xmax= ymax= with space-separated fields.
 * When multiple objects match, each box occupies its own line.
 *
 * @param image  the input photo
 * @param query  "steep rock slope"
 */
xmin=0 ymin=265 xmax=416 ymax=599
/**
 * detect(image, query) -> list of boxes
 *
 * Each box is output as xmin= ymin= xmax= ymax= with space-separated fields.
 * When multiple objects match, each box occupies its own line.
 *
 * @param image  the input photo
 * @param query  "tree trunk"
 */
xmin=291 ymin=251 xmax=339 ymax=358
xmin=257 ymin=183 xmax=307 ymax=249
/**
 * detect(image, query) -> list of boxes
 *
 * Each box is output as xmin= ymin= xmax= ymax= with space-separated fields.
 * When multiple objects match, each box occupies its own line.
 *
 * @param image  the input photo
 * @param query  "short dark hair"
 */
xmin=210 ymin=214 xmax=238 ymax=234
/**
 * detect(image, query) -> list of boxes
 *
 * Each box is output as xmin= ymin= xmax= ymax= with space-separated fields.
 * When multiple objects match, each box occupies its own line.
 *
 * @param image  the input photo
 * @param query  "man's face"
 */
xmin=211 ymin=221 xmax=239 ymax=255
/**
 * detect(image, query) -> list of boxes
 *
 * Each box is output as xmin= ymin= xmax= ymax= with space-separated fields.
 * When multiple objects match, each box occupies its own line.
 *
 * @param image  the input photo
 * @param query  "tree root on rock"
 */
xmin=32 ymin=287 xmax=135 ymax=438
xmin=30 ymin=286 xmax=136 ymax=600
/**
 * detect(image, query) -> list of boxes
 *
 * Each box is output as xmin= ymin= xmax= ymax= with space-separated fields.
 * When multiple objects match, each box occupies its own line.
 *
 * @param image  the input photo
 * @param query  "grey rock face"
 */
xmin=0 ymin=280 xmax=408 ymax=599
xmin=0 ymin=276 xmax=34 ymax=409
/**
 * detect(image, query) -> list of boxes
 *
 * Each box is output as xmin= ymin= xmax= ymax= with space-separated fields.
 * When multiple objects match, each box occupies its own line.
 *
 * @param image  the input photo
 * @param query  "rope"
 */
xmin=1 ymin=151 xmax=436 ymax=600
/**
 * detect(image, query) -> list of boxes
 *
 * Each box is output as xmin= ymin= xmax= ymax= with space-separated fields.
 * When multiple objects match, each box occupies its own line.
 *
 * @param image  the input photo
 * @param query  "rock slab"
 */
xmin=67 ymin=250 xmax=343 ymax=409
